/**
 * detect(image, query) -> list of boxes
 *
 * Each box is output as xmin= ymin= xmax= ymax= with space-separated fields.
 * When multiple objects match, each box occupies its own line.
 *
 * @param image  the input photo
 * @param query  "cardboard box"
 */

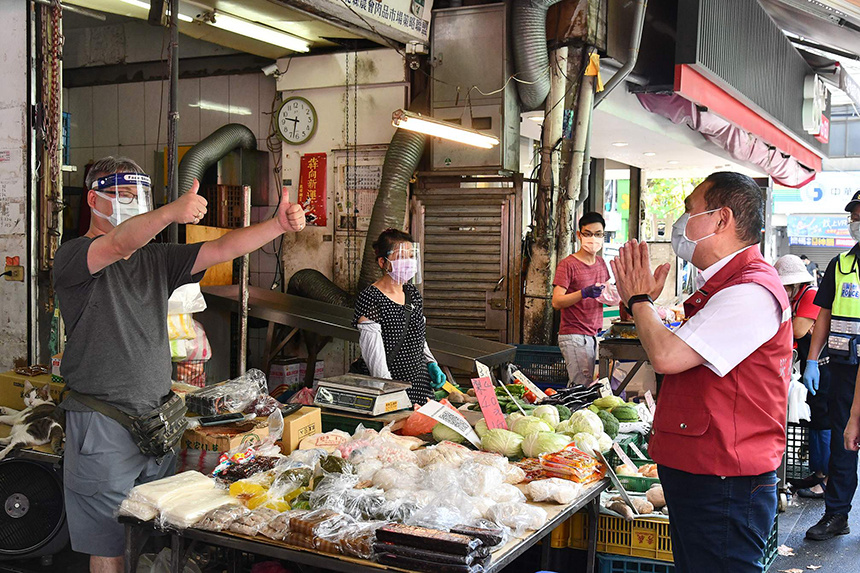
xmin=281 ymin=406 xmax=322 ymax=454
xmin=181 ymin=418 xmax=270 ymax=454
xmin=0 ymin=371 xmax=66 ymax=410
xmin=269 ymin=359 xmax=324 ymax=393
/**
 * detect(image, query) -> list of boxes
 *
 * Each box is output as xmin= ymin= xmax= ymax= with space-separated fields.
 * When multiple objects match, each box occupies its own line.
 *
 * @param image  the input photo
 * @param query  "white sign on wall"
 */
xmin=774 ymin=171 xmax=860 ymax=215
xmin=330 ymin=0 xmax=432 ymax=43
xmin=803 ymin=74 xmax=827 ymax=136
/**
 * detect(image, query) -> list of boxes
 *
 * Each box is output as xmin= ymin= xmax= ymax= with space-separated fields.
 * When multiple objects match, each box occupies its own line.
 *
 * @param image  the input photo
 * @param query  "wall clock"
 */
xmin=276 ymin=96 xmax=318 ymax=145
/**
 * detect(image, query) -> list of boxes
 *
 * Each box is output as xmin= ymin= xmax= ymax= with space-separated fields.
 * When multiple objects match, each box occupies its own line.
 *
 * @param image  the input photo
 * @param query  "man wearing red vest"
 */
xmin=612 ymin=172 xmax=792 ymax=573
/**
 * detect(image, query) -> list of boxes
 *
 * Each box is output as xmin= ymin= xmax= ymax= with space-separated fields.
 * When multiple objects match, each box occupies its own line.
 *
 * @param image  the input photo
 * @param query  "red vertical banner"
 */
xmin=298 ymin=153 xmax=327 ymax=227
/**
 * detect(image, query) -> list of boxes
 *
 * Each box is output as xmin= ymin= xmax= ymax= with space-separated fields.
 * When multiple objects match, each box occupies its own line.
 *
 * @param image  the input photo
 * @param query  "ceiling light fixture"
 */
xmin=392 ymin=109 xmax=499 ymax=149
xmin=189 ymin=101 xmax=252 ymax=115
xmin=643 ymin=152 xmax=656 ymax=156
xmin=612 ymin=142 xmax=629 ymax=147
xmin=119 ymin=0 xmax=193 ymax=21
xmin=668 ymin=160 xmax=680 ymax=165
xmin=207 ymin=12 xmax=310 ymax=53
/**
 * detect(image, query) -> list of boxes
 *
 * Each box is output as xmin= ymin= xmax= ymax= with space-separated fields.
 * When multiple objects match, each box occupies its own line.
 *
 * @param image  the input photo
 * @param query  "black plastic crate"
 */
xmin=513 ymin=344 xmax=569 ymax=388
xmin=785 ymin=422 xmax=810 ymax=481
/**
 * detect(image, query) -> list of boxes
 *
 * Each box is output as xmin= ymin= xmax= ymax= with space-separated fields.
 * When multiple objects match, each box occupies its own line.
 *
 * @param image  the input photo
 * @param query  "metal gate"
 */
xmin=412 ymin=174 xmax=522 ymax=343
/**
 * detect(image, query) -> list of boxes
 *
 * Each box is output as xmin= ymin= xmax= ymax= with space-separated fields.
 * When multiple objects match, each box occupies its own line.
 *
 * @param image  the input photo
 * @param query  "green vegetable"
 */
xmin=555 ymin=404 xmax=572 ymax=421
xmin=511 ymin=416 xmax=554 ymax=437
xmin=481 ymin=428 xmax=525 ymax=458
xmin=611 ymin=404 xmax=639 ymax=422
xmin=596 ymin=432 xmax=613 ymax=453
xmin=521 ymin=432 xmax=573 ymax=458
xmin=596 ymin=409 xmax=619 ymax=439
xmin=532 ymin=405 xmax=561 ymax=428
xmin=475 ymin=418 xmax=490 ymax=439
xmin=432 ymin=423 xmax=465 ymax=444
xmin=573 ymin=432 xmax=599 ymax=455
xmin=587 ymin=405 xmax=600 ymax=414
xmin=560 ymin=410 xmax=604 ymax=437
xmin=320 ymin=456 xmax=354 ymax=475
xmin=507 ymin=412 xmax=526 ymax=427
xmin=594 ymin=396 xmax=625 ymax=410
xmin=496 ymin=384 xmax=526 ymax=398
xmin=434 ymin=389 xmax=449 ymax=401
xmin=274 ymin=467 xmax=314 ymax=488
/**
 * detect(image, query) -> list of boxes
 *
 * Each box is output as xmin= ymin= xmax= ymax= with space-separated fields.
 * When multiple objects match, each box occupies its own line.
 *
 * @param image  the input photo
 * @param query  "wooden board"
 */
xmin=186 ymin=225 xmax=233 ymax=287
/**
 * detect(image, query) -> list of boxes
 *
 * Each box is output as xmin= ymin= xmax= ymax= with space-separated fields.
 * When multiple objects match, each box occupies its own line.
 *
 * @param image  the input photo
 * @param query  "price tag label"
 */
xmin=476 ymin=361 xmax=492 ymax=381
xmin=645 ymin=390 xmax=656 ymax=416
xmin=597 ymin=377 xmax=612 ymax=398
xmin=417 ymin=400 xmax=481 ymax=447
xmin=612 ymin=442 xmax=638 ymax=473
xmin=628 ymin=442 xmax=646 ymax=460
xmin=511 ymin=370 xmax=547 ymax=401
xmin=472 ymin=377 xmax=507 ymax=430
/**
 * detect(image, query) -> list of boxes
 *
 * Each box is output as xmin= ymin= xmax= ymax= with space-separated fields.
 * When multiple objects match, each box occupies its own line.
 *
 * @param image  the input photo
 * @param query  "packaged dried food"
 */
xmin=196 ymin=505 xmax=250 ymax=532
xmin=289 ymin=509 xmax=340 ymax=537
xmin=373 ymin=542 xmax=481 ymax=565
xmin=485 ymin=502 xmax=547 ymax=537
xmin=526 ymin=478 xmax=582 ymax=504
xmin=186 ymin=369 xmax=267 ymax=415
xmin=539 ymin=445 xmax=605 ymax=484
xmin=450 ymin=523 xmax=506 ymax=548
xmin=118 ymin=499 xmax=158 ymax=522
xmin=299 ymin=430 xmax=351 ymax=453
xmin=318 ymin=455 xmax=355 ymax=476
xmin=229 ymin=507 xmax=281 ymax=536
xmin=377 ymin=552 xmax=485 ymax=573
xmin=244 ymin=394 xmax=282 ymax=417
xmin=259 ymin=510 xmax=308 ymax=541
xmin=335 ymin=521 xmax=382 ymax=559
xmin=160 ymin=490 xmax=240 ymax=529
xmin=513 ymin=458 xmax=546 ymax=483
xmin=488 ymin=483 xmax=526 ymax=504
xmin=217 ymin=456 xmax=281 ymax=483
xmin=504 ymin=465 xmax=527 ymax=485
xmin=376 ymin=524 xmax=483 ymax=555
xmin=406 ymin=489 xmax=481 ymax=531
xmin=414 ymin=441 xmax=473 ymax=468
xmin=126 ymin=471 xmax=216 ymax=510
xmin=285 ymin=532 xmax=316 ymax=550
xmin=459 ymin=461 xmax=506 ymax=497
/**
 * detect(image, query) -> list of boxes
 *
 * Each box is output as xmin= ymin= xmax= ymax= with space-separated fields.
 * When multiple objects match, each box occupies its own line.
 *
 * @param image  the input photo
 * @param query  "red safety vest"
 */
xmin=649 ymin=247 xmax=792 ymax=476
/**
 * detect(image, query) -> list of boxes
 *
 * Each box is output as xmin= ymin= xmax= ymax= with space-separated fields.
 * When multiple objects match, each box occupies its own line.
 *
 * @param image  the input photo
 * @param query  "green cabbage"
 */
xmin=507 ymin=412 xmax=526 ymax=427
xmin=597 ymin=432 xmax=613 ymax=453
xmin=573 ymin=432 xmax=599 ymax=455
xmin=474 ymin=418 xmax=490 ymax=439
xmin=559 ymin=410 xmax=604 ymax=437
xmin=522 ymin=432 xmax=573 ymax=458
xmin=532 ymin=405 xmax=560 ymax=429
xmin=432 ymin=423 xmax=465 ymax=444
xmin=480 ymin=429 xmax=524 ymax=458
xmin=511 ymin=416 xmax=553 ymax=437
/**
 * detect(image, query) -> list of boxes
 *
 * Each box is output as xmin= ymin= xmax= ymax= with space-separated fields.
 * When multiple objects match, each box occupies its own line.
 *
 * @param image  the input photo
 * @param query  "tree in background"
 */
xmin=644 ymin=177 xmax=703 ymax=219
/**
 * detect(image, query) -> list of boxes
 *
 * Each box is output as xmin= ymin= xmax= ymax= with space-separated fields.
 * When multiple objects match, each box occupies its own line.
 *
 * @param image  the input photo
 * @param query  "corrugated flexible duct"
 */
xmin=512 ymin=0 xmax=565 ymax=111
xmin=177 ymin=124 xmax=257 ymax=195
xmin=287 ymin=128 xmax=426 ymax=304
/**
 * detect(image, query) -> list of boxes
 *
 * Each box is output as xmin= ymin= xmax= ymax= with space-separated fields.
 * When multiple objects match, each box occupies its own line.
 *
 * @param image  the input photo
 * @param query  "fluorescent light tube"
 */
xmin=392 ymin=110 xmax=499 ymax=149
xmin=209 ymin=12 xmax=310 ymax=53
xmin=119 ymin=0 xmax=192 ymax=22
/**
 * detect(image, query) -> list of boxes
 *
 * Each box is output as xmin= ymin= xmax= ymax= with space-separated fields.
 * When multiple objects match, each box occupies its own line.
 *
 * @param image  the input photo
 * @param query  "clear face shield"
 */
xmin=91 ymin=173 xmax=154 ymax=227
xmin=385 ymin=242 xmax=422 ymax=285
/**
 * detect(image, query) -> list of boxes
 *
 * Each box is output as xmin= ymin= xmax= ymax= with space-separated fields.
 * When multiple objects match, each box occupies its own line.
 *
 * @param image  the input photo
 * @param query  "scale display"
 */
xmin=314 ymin=375 xmax=412 ymax=416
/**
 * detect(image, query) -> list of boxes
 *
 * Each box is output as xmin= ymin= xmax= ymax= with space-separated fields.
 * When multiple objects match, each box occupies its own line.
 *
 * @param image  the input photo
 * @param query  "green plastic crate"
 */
xmin=606 ymin=433 xmax=650 ymax=469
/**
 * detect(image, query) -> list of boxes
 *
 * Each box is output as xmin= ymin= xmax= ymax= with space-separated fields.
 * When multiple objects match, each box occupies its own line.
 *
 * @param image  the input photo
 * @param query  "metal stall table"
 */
xmin=597 ymin=338 xmax=654 ymax=397
xmin=123 ymin=479 xmax=609 ymax=573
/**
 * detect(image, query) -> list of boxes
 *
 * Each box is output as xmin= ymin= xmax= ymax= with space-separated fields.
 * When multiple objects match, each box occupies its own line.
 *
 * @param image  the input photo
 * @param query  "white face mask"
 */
xmin=851 ymin=221 xmax=860 ymax=243
xmin=671 ymin=208 xmax=720 ymax=263
xmin=92 ymin=191 xmax=151 ymax=227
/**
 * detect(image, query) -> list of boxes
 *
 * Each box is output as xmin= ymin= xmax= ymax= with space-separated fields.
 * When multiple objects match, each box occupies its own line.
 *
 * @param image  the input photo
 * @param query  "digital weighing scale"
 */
xmin=314 ymin=374 xmax=413 ymax=416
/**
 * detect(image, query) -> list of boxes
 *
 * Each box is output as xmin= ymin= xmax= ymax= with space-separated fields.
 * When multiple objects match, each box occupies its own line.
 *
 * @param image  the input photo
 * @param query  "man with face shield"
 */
xmin=352 ymin=228 xmax=444 ymax=405
xmin=53 ymin=157 xmax=306 ymax=573
xmin=611 ymin=172 xmax=792 ymax=573
xmin=551 ymin=212 xmax=611 ymax=387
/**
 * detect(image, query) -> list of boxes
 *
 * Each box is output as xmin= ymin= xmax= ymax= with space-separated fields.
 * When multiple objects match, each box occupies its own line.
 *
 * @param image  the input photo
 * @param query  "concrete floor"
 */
xmin=771 ymin=488 xmax=860 ymax=573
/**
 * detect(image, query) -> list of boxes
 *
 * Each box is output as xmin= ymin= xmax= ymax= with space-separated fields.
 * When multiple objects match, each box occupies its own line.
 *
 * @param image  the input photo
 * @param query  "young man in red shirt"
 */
xmin=551 ymin=212 xmax=610 ymax=386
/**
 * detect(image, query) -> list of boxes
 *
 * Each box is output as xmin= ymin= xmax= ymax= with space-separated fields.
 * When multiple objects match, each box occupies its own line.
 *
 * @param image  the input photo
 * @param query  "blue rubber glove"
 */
xmin=428 ymin=363 xmax=447 ymax=389
xmin=581 ymin=284 xmax=605 ymax=299
xmin=803 ymin=360 xmax=820 ymax=396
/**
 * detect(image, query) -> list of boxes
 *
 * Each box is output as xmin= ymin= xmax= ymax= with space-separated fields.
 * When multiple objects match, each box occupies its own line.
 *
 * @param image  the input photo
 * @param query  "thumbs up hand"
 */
xmin=277 ymin=188 xmax=307 ymax=233
xmin=169 ymin=179 xmax=208 ymax=225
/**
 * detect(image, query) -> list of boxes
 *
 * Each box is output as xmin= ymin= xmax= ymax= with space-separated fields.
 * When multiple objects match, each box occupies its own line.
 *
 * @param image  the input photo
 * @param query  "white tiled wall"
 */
xmin=65 ymin=73 xmax=277 ymax=189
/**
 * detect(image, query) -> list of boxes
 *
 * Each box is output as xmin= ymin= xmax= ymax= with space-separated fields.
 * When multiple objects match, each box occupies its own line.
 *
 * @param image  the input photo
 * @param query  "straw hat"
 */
xmin=774 ymin=254 xmax=814 ymax=286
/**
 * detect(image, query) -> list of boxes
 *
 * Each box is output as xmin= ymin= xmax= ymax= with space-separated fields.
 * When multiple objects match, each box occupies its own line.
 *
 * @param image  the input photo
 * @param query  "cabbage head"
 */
xmin=596 ymin=432 xmax=613 ymax=453
xmin=572 ymin=432 xmax=599 ymax=455
xmin=532 ymin=405 xmax=560 ymax=429
xmin=511 ymin=416 xmax=554 ymax=437
xmin=507 ymin=412 xmax=526 ymax=427
xmin=475 ymin=418 xmax=490 ymax=439
xmin=480 ymin=429 xmax=524 ymax=459
xmin=558 ymin=409 xmax=604 ymax=437
xmin=432 ymin=423 xmax=465 ymax=444
xmin=522 ymin=432 xmax=572 ymax=458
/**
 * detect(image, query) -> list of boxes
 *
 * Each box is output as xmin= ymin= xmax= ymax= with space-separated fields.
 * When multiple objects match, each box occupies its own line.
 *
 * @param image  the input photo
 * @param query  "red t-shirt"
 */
xmin=792 ymin=286 xmax=820 ymax=320
xmin=553 ymin=254 xmax=610 ymax=336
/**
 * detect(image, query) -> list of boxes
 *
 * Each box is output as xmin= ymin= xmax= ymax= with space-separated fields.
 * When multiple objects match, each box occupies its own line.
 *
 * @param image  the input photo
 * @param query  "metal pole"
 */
xmin=238 ymin=185 xmax=251 ymax=375
xmin=31 ymin=0 xmax=106 ymax=21
xmin=167 ymin=0 xmax=179 ymax=243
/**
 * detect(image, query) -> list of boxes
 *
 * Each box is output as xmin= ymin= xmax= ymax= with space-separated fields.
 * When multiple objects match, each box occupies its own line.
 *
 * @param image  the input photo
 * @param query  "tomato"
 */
xmin=524 ymin=390 xmax=537 ymax=404
xmin=544 ymin=388 xmax=557 ymax=396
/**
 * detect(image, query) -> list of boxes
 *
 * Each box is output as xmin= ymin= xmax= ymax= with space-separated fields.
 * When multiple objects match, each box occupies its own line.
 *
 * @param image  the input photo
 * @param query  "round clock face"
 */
xmin=276 ymin=97 xmax=317 ymax=145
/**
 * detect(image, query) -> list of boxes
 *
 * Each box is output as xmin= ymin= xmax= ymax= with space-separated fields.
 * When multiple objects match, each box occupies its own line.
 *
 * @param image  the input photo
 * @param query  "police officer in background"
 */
xmin=803 ymin=190 xmax=860 ymax=540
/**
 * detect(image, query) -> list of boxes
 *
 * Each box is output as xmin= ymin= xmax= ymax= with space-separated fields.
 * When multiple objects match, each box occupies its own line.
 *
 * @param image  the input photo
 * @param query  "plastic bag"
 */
xmin=186 ymin=369 xmax=268 ymax=415
xmin=452 ymin=520 xmax=510 ymax=548
xmin=414 ymin=441 xmax=473 ymax=468
xmin=184 ymin=320 xmax=211 ymax=362
xmin=213 ymin=410 xmax=286 ymax=480
xmin=167 ymin=314 xmax=197 ymax=341
xmin=372 ymin=462 xmax=423 ymax=491
xmin=299 ymin=430 xmax=351 ymax=453
xmin=260 ymin=509 xmax=308 ymax=541
xmin=489 ymin=483 xmax=526 ymax=504
xmin=125 ymin=471 xmax=216 ymax=514
xmin=289 ymin=387 xmax=316 ymax=405
xmin=485 ymin=502 xmax=548 ymax=537
xmin=244 ymin=394 xmax=282 ymax=417
xmin=139 ymin=548 xmax=203 ymax=573
xmin=159 ymin=489 xmax=240 ymax=529
xmin=355 ymin=459 xmax=384 ymax=482
xmin=422 ymin=464 xmax=462 ymax=492
xmin=171 ymin=339 xmax=188 ymax=362
xmin=459 ymin=461 xmax=506 ymax=497
xmin=286 ymin=448 xmax=328 ymax=469
xmin=526 ymin=478 xmax=582 ymax=504
xmin=196 ymin=505 xmax=250 ymax=532
xmin=596 ymin=283 xmax=621 ymax=306
xmin=229 ymin=507 xmax=282 ymax=536
xmin=406 ymin=489 xmax=482 ymax=531
xmin=505 ymin=465 xmax=526 ymax=485
xmin=168 ymin=283 xmax=207 ymax=315
xmin=316 ymin=516 xmax=386 ymax=559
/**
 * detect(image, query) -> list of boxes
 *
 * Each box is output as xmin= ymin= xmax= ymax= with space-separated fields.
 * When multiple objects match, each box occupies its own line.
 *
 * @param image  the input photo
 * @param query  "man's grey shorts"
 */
xmin=64 ymin=411 xmax=175 ymax=557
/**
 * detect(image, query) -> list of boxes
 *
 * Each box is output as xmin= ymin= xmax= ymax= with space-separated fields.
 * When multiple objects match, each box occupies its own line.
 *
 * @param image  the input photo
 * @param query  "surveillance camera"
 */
xmin=262 ymin=63 xmax=279 ymax=77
